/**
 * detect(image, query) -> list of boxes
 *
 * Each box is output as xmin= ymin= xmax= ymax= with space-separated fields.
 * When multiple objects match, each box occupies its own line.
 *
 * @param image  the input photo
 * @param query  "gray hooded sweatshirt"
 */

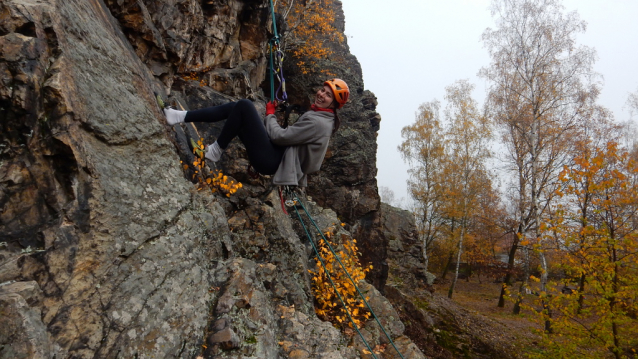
xmin=264 ymin=110 xmax=334 ymax=186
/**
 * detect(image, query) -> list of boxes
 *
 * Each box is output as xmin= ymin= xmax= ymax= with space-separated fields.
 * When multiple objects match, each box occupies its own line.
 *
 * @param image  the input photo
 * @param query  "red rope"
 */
xmin=279 ymin=187 xmax=288 ymax=214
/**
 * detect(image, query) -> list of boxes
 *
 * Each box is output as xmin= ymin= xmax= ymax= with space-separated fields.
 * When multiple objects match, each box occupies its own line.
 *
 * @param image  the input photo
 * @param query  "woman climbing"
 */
xmin=163 ymin=79 xmax=349 ymax=187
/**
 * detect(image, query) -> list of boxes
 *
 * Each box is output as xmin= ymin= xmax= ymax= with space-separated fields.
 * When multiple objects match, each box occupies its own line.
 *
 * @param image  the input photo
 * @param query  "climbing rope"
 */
xmin=288 ymin=190 xmax=406 ymax=359
xmin=268 ymin=0 xmax=279 ymax=40
xmin=268 ymin=0 xmax=288 ymax=102
xmin=291 ymin=203 xmax=379 ymax=359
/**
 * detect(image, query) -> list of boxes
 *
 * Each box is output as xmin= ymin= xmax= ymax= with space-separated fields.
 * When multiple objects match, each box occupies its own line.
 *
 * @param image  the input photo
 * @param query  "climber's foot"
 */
xmin=205 ymin=141 xmax=223 ymax=162
xmin=164 ymin=107 xmax=186 ymax=125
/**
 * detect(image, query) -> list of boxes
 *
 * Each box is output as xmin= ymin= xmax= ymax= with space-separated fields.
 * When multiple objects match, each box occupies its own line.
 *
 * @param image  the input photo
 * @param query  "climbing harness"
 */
xmin=289 ymin=191 xmax=406 ymax=359
xmin=268 ymin=0 xmax=288 ymax=103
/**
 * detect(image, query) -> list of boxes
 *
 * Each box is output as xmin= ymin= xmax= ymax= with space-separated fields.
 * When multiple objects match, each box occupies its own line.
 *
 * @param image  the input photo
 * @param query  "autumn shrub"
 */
xmin=179 ymin=66 xmax=215 ymax=87
xmin=276 ymin=0 xmax=344 ymax=75
xmin=310 ymin=230 xmax=372 ymax=329
xmin=184 ymin=138 xmax=242 ymax=197
xmin=463 ymin=235 xmax=509 ymax=282
xmin=427 ymin=239 xmax=458 ymax=277
xmin=523 ymin=142 xmax=638 ymax=359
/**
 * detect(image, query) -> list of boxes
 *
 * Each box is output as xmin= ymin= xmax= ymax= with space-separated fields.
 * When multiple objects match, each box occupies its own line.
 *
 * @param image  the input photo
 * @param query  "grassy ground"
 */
xmin=433 ymin=277 xmax=544 ymax=354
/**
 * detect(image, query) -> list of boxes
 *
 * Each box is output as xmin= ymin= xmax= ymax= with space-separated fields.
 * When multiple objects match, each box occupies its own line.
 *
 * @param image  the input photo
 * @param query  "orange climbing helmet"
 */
xmin=324 ymin=78 xmax=349 ymax=109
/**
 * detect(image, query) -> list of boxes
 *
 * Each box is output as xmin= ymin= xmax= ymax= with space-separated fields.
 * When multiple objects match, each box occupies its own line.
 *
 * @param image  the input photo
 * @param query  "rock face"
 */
xmin=1 ymin=1 xmax=230 ymax=357
xmin=380 ymin=203 xmax=428 ymax=288
xmin=0 ymin=0 xmax=426 ymax=358
xmin=0 ymin=281 xmax=50 ymax=359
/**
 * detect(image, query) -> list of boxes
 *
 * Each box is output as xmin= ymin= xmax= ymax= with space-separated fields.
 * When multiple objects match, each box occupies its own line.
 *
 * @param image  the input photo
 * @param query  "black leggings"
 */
xmin=184 ymin=99 xmax=286 ymax=175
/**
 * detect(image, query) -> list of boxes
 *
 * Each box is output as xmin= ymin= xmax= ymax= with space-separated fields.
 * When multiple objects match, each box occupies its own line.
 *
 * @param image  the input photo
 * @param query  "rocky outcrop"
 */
xmin=0 ymin=0 xmax=425 ymax=358
xmin=1 ymin=1 xmax=231 ymax=356
xmin=379 ymin=203 xmax=521 ymax=359
xmin=0 ymin=281 xmax=50 ymax=359
xmin=379 ymin=203 xmax=428 ymax=288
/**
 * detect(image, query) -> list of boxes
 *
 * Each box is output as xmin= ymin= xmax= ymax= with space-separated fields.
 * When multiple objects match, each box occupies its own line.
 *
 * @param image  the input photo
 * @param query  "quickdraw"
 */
xmin=270 ymin=42 xmax=288 ymax=102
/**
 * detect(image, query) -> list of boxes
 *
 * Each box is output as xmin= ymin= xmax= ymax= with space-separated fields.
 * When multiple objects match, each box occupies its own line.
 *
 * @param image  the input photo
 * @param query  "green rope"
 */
xmin=268 ymin=0 xmax=279 ymax=102
xmin=269 ymin=44 xmax=275 ymax=101
xmin=292 ymin=205 xmax=379 ymax=359
xmin=268 ymin=0 xmax=279 ymax=40
xmin=293 ymin=193 xmax=406 ymax=359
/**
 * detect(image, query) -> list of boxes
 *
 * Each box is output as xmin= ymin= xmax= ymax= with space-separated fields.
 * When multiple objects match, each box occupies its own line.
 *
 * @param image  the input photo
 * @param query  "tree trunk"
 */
xmin=498 ymin=225 xmax=522 ymax=307
xmin=513 ymin=247 xmax=530 ymax=314
xmin=538 ymin=251 xmax=552 ymax=332
xmin=577 ymin=192 xmax=589 ymax=315
xmin=577 ymin=273 xmax=586 ymax=314
xmin=440 ymin=251 xmax=454 ymax=280
xmin=422 ymin=232 xmax=429 ymax=274
xmin=610 ymin=239 xmax=620 ymax=359
xmin=448 ymin=223 xmax=466 ymax=299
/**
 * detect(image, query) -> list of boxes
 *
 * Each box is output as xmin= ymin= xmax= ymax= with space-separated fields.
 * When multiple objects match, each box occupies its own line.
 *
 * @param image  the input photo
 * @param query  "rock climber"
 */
xmin=163 ymin=78 xmax=349 ymax=187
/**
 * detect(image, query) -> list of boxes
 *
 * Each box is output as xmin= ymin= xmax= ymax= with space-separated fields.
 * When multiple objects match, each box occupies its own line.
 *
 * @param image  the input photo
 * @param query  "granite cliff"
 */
xmin=0 ymin=1 xmax=520 ymax=358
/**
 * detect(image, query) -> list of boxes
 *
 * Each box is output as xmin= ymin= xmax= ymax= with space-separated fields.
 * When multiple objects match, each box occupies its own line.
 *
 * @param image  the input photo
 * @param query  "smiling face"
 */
xmin=314 ymin=85 xmax=335 ymax=109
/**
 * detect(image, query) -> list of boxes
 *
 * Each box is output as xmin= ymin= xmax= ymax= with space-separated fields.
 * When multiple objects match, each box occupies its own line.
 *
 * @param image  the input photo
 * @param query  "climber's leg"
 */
xmin=164 ymin=102 xmax=236 ymax=125
xmin=184 ymin=102 xmax=236 ymax=123
xmin=204 ymin=99 xmax=284 ymax=174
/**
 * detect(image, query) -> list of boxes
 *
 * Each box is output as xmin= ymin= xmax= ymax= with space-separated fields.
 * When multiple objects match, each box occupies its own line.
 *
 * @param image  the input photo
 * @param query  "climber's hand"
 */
xmin=266 ymin=101 xmax=277 ymax=115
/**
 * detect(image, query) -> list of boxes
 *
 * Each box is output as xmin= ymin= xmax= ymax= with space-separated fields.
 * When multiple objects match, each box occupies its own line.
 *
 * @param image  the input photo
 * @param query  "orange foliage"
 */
xmin=310 ymin=232 xmax=372 ymax=329
xmin=527 ymin=141 xmax=638 ymax=358
xmin=179 ymin=66 xmax=215 ymax=87
xmin=186 ymin=138 xmax=242 ymax=197
xmin=275 ymin=0 xmax=345 ymax=74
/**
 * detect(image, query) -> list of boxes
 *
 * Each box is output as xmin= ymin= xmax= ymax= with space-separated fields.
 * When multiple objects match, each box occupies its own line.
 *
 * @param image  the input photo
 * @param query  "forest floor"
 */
xmin=433 ymin=278 xmax=545 ymax=354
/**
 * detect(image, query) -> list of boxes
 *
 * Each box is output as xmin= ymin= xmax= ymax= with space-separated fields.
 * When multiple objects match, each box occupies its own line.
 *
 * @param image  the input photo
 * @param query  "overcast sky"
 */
xmin=340 ymin=0 xmax=638 ymax=206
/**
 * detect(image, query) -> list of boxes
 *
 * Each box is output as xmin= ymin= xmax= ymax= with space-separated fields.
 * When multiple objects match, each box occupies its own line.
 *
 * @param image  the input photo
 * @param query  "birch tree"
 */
xmin=442 ymin=80 xmax=492 ymax=299
xmin=275 ymin=0 xmax=344 ymax=74
xmin=399 ymin=101 xmax=446 ymax=273
xmin=479 ymin=0 xmax=600 ymax=314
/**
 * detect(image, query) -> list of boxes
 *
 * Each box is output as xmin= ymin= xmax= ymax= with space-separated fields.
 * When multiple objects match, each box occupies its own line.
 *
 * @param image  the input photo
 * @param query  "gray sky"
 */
xmin=341 ymin=0 xmax=638 ymax=205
